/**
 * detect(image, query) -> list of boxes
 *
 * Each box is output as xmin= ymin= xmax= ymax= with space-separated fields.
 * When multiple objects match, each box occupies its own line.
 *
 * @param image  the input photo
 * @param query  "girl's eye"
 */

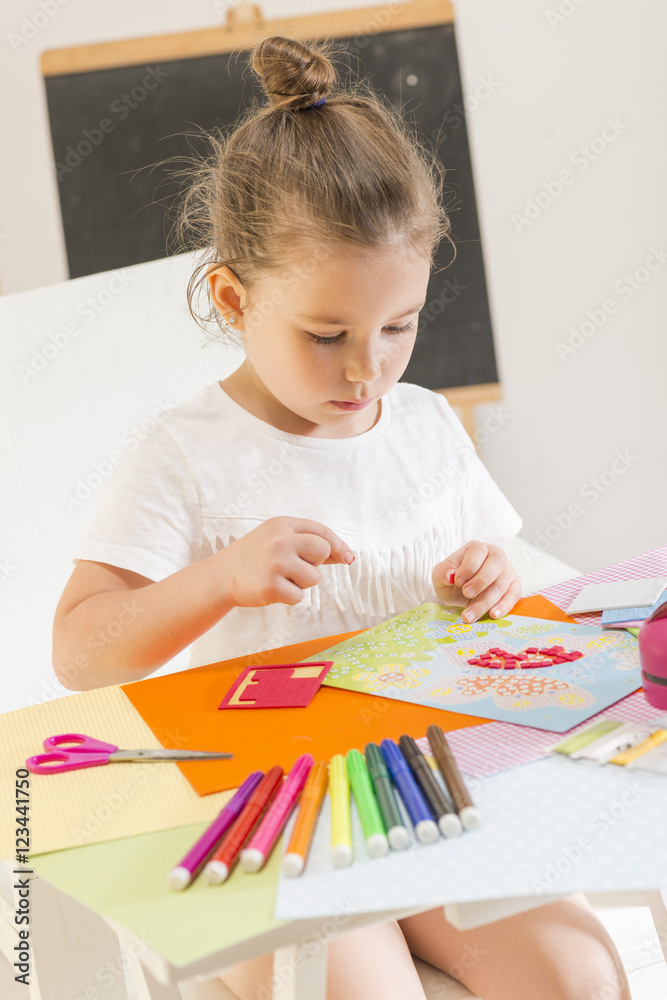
xmin=306 ymin=322 xmax=415 ymax=346
xmin=306 ymin=332 xmax=345 ymax=346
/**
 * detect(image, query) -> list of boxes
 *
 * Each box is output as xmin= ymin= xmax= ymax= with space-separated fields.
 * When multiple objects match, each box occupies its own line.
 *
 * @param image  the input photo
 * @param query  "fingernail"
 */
xmin=345 ymin=552 xmax=355 ymax=565
xmin=462 ymin=610 xmax=475 ymax=623
xmin=448 ymin=571 xmax=456 ymax=585
xmin=463 ymin=586 xmax=476 ymax=598
xmin=491 ymin=607 xmax=501 ymax=618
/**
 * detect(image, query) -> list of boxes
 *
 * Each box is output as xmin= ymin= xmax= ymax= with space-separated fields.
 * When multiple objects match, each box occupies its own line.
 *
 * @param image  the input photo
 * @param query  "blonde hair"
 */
xmin=167 ymin=35 xmax=452 ymax=337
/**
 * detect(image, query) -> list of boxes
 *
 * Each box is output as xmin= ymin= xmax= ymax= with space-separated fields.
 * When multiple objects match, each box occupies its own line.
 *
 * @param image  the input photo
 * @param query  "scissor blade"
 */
xmin=110 ymin=749 xmax=233 ymax=762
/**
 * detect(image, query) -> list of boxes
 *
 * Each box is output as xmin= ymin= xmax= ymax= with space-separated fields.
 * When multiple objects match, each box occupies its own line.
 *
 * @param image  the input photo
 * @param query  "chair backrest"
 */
xmin=0 ymin=252 xmax=244 ymax=711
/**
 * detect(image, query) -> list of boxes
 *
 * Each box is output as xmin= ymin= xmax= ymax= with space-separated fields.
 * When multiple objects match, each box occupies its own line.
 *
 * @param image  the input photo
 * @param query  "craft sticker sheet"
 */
xmin=318 ymin=604 xmax=640 ymax=733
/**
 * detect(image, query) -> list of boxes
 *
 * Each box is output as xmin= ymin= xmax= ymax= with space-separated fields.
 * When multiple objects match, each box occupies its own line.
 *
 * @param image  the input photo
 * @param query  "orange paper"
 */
xmin=121 ymin=597 xmax=574 ymax=797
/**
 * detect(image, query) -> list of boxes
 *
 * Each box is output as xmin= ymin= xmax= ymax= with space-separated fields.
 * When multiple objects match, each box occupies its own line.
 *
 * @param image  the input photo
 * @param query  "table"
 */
xmin=3 ymin=548 xmax=667 ymax=1000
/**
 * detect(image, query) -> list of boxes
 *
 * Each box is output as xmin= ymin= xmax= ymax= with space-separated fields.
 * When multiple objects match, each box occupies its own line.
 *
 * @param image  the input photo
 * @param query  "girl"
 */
xmin=53 ymin=36 xmax=630 ymax=1000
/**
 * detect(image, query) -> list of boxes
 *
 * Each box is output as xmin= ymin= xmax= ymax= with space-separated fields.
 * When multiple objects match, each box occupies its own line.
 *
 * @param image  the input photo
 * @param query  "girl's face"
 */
xmin=209 ymin=242 xmax=431 ymax=438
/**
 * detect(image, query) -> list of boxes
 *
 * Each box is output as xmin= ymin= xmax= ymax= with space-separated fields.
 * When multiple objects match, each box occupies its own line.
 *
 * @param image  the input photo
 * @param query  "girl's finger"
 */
xmin=462 ymin=570 xmax=521 ymax=624
xmin=458 ymin=547 xmax=507 ymax=599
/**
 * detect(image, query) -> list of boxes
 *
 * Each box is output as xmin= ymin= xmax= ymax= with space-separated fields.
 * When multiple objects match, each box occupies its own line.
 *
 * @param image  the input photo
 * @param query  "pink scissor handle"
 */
xmin=25 ymin=733 xmax=119 ymax=775
xmin=42 ymin=733 xmax=119 ymax=754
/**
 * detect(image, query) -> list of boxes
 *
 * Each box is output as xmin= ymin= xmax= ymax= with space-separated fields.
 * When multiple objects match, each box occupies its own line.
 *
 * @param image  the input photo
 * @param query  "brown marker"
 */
xmin=426 ymin=725 xmax=481 ymax=831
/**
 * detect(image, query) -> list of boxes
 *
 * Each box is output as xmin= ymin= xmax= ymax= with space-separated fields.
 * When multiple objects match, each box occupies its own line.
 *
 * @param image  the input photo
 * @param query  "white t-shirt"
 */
xmin=74 ymin=381 xmax=522 ymax=667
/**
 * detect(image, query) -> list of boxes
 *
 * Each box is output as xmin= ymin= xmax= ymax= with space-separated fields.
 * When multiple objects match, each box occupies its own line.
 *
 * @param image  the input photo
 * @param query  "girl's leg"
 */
xmin=220 ymin=920 xmax=427 ymax=1000
xmin=399 ymin=892 xmax=631 ymax=1000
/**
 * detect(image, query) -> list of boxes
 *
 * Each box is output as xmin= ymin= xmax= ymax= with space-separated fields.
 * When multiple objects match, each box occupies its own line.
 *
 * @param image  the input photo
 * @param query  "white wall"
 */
xmin=453 ymin=0 xmax=667 ymax=570
xmin=1 ymin=0 xmax=665 ymax=574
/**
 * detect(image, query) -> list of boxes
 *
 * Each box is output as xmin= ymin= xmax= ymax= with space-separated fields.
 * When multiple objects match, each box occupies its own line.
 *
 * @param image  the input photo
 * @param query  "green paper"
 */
xmin=551 ymin=719 xmax=622 ymax=756
xmin=32 ymin=821 xmax=285 ymax=967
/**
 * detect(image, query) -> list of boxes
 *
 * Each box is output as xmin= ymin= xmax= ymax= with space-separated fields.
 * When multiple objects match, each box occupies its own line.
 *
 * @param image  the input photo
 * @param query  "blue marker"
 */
xmin=380 ymin=739 xmax=440 ymax=844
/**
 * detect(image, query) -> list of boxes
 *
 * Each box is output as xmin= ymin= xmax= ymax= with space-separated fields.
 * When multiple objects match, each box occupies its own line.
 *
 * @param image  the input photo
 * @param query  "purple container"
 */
xmin=639 ymin=601 xmax=667 ymax=710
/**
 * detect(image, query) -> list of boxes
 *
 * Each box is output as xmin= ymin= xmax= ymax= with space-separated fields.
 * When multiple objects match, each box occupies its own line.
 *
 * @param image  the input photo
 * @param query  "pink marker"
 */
xmin=241 ymin=754 xmax=314 ymax=872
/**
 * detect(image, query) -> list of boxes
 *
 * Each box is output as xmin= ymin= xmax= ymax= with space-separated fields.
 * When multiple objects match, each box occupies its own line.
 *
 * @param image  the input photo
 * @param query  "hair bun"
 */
xmin=252 ymin=36 xmax=335 ymax=110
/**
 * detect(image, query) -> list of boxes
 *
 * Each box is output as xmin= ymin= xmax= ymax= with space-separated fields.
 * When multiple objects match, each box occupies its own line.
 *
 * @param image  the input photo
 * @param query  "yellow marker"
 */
xmin=329 ymin=754 xmax=353 ymax=867
xmin=611 ymin=730 xmax=667 ymax=766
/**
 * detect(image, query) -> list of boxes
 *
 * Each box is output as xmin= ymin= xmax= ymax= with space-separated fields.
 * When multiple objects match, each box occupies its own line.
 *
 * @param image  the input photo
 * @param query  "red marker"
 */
xmin=204 ymin=766 xmax=283 ymax=884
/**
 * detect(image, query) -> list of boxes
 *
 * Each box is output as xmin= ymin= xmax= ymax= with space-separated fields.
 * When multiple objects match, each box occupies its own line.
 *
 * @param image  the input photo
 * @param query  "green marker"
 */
xmin=365 ymin=743 xmax=411 ymax=850
xmin=346 ymin=749 xmax=389 ymax=858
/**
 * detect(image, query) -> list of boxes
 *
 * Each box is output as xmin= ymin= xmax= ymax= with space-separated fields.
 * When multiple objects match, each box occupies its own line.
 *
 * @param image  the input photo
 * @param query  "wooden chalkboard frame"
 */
xmin=40 ymin=0 xmax=500 ymax=440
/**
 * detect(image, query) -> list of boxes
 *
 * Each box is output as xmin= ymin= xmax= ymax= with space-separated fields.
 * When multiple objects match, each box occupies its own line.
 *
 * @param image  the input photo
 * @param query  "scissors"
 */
xmin=25 ymin=733 xmax=233 ymax=775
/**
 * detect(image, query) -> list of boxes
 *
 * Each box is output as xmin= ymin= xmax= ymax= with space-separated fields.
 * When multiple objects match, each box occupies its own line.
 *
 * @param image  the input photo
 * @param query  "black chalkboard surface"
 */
xmin=42 ymin=12 xmax=497 ymax=391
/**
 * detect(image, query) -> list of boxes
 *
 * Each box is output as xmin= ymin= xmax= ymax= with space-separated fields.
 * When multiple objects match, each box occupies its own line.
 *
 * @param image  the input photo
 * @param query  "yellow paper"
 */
xmin=0 ymin=685 xmax=235 ymax=855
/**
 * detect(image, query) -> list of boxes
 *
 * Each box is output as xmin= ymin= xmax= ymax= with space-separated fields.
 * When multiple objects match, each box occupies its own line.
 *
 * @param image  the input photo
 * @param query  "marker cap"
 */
xmin=241 ymin=848 xmax=265 ymax=873
xmin=204 ymin=860 xmax=229 ymax=885
xmin=332 ymin=843 xmax=353 ymax=867
xmin=459 ymin=805 xmax=481 ymax=831
xmin=438 ymin=813 xmax=463 ymax=838
xmin=282 ymin=852 xmax=305 ymax=877
xmin=387 ymin=826 xmax=411 ymax=851
xmin=366 ymin=832 xmax=389 ymax=858
xmin=166 ymin=866 xmax=191 ymax=891
xmin=415 ymin=819 xmax=439 ymax=844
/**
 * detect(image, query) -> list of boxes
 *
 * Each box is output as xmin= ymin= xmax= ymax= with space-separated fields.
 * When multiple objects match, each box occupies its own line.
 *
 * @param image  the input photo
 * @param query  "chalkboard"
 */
xmin=42 ymin=11 xmax=497 ymax=391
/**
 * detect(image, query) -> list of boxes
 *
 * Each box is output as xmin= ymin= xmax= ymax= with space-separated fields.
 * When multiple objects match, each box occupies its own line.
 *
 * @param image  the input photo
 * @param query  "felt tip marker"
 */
xmin=364 ymin=743 xmax=410 ymax=850
xmin=241 ymin=755 xmax=313 ymax=872
xmin=329 ymin=754 xmax=353 ymax=867
xmin=380 ymin=739 xmax=439 ymax=844
xmin=346 ymin=749 xmax=388 ymax=858
xmin=167 ymin=770 xmax=263 ymax=890
xmin=399 ymin=735 xmax=461 ymax=838
xmin=427 ymin=725 xmax=481 ymax=831
xmin=204 ymin=766 xmax=283 ymax=885
xmin=282 ymin=761 xmax=329 ymax=877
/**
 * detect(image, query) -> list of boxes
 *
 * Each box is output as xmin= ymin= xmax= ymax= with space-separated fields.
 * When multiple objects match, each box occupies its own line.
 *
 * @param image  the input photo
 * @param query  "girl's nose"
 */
xmin=344 ymin=342 xmax=383 ymax=383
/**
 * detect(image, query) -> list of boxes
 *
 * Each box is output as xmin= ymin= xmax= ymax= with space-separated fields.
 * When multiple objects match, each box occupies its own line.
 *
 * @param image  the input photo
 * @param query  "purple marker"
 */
xmin=167 ymin=771 xmax=263 ymax=889
xmin=380 ymin=740 xmax=439 ymax=844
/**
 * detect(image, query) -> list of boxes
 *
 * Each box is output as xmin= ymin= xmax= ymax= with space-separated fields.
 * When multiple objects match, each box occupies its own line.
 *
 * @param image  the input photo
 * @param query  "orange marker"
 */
xmin=204 ymin=766 xmax=283 ymax=884
xmin=282 ymin=761 xmax=329 ymax=877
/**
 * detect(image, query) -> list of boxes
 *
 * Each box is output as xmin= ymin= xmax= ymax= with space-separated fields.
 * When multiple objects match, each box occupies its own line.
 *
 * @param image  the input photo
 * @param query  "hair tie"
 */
xmin=303 ymin=96 xmax=326 ymax=110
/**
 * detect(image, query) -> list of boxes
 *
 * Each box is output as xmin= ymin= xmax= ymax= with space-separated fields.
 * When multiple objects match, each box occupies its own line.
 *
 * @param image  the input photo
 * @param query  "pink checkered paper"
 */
xmin=536 ymin=545 xmax=667 ymax=626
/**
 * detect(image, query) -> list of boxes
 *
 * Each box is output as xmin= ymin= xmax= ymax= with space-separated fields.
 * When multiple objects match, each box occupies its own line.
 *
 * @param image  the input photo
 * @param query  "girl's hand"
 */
xmin=432 ymin=540 xmax=521 ymax=624
xmin=218 ymin=516 xmax=355 ymax=609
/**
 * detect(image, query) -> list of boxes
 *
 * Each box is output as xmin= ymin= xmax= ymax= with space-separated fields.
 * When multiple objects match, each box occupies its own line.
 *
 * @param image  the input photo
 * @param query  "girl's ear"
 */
xmin=207 ymin=265 xmax=247 ymax=324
